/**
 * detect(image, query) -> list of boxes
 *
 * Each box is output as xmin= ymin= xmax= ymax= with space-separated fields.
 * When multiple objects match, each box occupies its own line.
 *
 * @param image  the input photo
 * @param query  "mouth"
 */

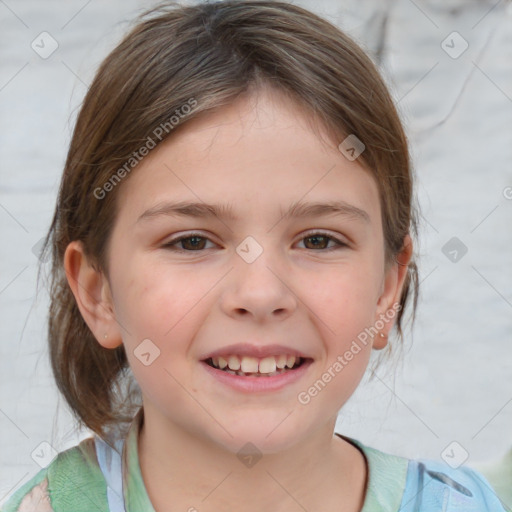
xmin=202 ymin=354 xmax=310 ymax=377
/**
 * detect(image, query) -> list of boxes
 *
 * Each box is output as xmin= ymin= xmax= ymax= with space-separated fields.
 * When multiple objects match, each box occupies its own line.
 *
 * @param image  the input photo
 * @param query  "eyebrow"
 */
xmin=136 ymin=199 xmax=371 ymax=224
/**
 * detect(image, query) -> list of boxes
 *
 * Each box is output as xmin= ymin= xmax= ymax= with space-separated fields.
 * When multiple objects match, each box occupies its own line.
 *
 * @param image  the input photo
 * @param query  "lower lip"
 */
xmin=201 ymin=359 xmax=313 ymax=393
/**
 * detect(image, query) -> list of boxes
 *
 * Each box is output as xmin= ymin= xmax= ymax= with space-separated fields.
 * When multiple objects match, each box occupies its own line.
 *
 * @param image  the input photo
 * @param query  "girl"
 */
xmin=2 ymin=1 xmax=506 ymax=511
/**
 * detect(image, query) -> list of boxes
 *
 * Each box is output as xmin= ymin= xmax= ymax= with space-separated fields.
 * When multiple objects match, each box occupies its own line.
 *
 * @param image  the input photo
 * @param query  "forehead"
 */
xmin=114 ymin=87 xmax=381 ymax=229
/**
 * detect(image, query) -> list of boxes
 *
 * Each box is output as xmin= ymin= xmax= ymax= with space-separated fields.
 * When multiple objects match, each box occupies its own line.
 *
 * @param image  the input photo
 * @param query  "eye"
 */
xmin=162 ymin=231 xmax=348 ymax=253
xmin=162 ymin=233 xmax=215 ymax=251
xmin=297 ymin=231 xmax=348 ymax=251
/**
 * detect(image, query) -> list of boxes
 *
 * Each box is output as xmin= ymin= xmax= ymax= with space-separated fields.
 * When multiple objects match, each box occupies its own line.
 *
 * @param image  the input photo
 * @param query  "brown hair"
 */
xmin=41 ymin=0 xmax=420 ymax=439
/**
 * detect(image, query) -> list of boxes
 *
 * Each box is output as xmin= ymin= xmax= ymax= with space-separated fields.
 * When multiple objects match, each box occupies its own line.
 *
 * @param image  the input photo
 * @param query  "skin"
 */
xmin=65 ymin=86 xmax=412 ymax=512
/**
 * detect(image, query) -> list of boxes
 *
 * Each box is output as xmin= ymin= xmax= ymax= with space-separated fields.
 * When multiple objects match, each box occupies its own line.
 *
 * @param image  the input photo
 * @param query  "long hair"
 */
xmin=41 ymin=0 xmax=419 ymax=439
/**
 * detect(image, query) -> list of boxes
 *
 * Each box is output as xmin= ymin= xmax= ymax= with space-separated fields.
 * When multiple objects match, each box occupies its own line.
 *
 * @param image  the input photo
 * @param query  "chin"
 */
xmin=204 ymin=417 xmax=307 ymax=457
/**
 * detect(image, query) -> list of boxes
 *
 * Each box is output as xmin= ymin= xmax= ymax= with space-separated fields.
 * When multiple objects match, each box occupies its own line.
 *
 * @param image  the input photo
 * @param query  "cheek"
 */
xmin=112 ymin=255 xmax=201 ymax=337
xmin=115 ymin=263 xmax=203 ymax=404
xmin=307 ymin=261 xmax=381 ymax=343
xmin=112 ymin=259 xmax=219 ymax=388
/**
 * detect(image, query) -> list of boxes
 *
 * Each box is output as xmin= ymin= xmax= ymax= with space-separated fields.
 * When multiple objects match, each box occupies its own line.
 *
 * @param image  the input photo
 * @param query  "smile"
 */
xmin=201 ymin=354 xmax=314 ymax=393
xmin=205 ymin=354 xmax=306 ymax=377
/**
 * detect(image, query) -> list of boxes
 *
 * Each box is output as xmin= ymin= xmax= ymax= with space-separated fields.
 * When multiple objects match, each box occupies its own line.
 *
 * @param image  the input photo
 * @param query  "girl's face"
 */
xmin=73 ymin=87 xmax=410 ymax=454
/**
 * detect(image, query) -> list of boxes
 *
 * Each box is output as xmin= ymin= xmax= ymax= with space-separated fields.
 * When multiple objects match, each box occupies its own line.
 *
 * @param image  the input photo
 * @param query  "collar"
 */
xmin=122 ymin=407 xmax=156 ymax=512
xmin=335 ymin=433 xmax=409 ymax=511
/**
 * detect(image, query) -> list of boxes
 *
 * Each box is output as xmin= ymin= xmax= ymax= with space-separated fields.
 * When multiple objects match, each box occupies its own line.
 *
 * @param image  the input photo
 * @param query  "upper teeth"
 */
xmin=210 ymin=355 xmax=299 ymax=373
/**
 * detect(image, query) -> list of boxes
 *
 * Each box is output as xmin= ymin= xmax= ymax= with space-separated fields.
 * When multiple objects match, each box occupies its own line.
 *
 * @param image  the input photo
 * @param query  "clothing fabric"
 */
xmin=476 ymin=449 xmax=512 ymax=511
xmin=1 ymin=408 xmax=507 ymax=512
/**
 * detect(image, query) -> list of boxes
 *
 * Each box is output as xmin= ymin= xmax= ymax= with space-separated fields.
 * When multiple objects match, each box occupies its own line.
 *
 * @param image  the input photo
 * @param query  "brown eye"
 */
xmin=163 ymin=234 xmax=214 ymax=251
xmin=180 ymin=236 xmax=207 ymax=250
xmin=298 ymin=232 xmax=347 ymax=251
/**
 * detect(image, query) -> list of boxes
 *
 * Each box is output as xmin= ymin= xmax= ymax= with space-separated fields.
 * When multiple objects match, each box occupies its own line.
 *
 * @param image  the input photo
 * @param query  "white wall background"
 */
xmin=1 ymin=0 xmax=511 ymax=506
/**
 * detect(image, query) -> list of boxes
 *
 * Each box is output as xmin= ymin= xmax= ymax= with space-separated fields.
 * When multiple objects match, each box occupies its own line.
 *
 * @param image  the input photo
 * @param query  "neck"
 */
xmin=137 ymin=406 xmax=367 ymax=512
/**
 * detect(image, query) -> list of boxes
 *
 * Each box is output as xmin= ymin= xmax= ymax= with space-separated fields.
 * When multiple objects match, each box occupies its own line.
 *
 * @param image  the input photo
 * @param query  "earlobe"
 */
xmin=373 ymin=235 xmax=413 ymax=350
xmin=63 ymin=241 xmax=123 ymax=349
xmin=374 ymin=331 xmax=387 ymax=350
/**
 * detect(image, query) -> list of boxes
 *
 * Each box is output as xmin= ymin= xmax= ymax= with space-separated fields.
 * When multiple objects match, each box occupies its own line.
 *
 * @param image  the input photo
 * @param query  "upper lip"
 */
xmin=200 ymin=343 xmax=312 ymax=360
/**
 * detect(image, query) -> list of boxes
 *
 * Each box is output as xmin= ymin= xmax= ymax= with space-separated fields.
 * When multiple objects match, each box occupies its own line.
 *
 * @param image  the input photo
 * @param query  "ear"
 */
xmin=64 ymin=240 xmax=123 ymax=349
xmin=373 ymin=234 xmax=413 ymax=350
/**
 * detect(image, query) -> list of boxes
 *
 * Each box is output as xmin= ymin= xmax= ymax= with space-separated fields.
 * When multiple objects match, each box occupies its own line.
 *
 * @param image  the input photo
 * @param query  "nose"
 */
xmin=219 ymin=248 xmax=298 ymax=323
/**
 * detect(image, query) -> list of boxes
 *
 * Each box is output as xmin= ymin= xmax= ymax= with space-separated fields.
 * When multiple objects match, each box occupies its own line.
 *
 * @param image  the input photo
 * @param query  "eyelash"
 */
xmin=162 ymin=231 xmax=348 ymax=253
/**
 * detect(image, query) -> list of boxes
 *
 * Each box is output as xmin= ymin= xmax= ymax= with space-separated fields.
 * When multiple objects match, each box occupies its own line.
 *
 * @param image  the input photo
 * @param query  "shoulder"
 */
xmin=351 ymin=438 xmax=507 ymax=512
xmin=401 ymin=457 xmax=508 ymax=511
xmin=1 ymin=437 xmax=109 ymax=512
xmin=476 ymin=447 xmax=512 ymax=509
